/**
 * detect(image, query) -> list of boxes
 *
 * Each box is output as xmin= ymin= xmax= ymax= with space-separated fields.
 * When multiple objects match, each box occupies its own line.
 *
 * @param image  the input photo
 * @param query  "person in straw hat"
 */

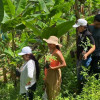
xmin=43 ymin=36 xmax=66 ymax=100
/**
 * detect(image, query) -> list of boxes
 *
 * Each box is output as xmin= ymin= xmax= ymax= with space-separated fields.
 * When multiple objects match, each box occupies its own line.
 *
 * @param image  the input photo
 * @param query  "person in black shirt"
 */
xmin=73 ymin=19 xmax=95 ymax=93
xmin=88 ymin=14 xmax=100 ymax=78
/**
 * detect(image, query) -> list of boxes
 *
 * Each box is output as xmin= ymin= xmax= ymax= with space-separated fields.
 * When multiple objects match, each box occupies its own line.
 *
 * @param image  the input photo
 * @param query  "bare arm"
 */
xmin=83 ymin=45 xmax=95 ymax=60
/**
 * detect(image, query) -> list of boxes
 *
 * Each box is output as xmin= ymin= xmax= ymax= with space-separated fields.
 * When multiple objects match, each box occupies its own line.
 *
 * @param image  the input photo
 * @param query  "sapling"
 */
xmin=79 ymin=37 xmax=93 ymax=60
xmin=45 ymin=53 xmax=57 ymax=69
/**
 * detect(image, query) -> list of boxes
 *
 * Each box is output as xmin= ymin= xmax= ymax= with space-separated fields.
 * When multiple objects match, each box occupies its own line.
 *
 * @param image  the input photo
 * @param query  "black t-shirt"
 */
xmin=88 ymin=25 xmax=100 ymax=56
xmin=77 ymin=29 xmax=95 ymax=59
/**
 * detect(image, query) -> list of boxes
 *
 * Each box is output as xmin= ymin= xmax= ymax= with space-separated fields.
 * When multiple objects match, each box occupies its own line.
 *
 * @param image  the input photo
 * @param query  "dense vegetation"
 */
xmin=0 ymin=0 xmax=100 ymax=100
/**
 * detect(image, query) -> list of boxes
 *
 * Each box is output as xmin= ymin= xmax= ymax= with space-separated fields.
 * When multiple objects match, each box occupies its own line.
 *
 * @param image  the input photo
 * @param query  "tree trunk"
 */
xmin=75 ymin=0 xmax=80 ymax=20
xmin=66 ymin=33 xmax=70 ymax=48
xmin=10 ymin=30 xmax=17 ymax=87
xmin=3 ymin=67 xmax=7 ymax=83
xmin=80 ymin=4 xmax=84 ymax=16
xmin=74 ymin=0 xmax=80 ymax=60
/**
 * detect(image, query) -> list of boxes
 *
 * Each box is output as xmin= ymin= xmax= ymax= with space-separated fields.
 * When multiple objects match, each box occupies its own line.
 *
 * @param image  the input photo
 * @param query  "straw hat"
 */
xmin=43 ymin=36 xmax=62 ymax=47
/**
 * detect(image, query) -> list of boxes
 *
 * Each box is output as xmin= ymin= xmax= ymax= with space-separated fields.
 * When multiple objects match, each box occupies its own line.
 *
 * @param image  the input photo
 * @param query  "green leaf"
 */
xmin=56 ymin=20 xmax=75 ymax=37
xmin=16 ymin=0 xmax=28 ymax=15
xmin=38 ymin=0 xmax=49 ymax=13
xmin=15 ymin=24 xmax=26 ymax=30
xmin=4 ymin=48 xmax=14 ymax=58
xmin=42 ymin=26 xmax=57 ymax=38
xmin=3 ymin=0 xmax=15 ymax=18
xmin=86 ymin=15 xmax=95 ymax=24
xmin=0 ymin=0 xmax=4 ymax=24
xmin=42 ymin=20 xmax=75 ymax=38
xmin=1 ymin=16 xmax=22 ymax=32
xmin=2 ymin=11 xmax=10 ymax=23
xmin=22 ymin=20 xmax=42 ymax=36
xmin=44 ymin=0 xmax=54 ymax=6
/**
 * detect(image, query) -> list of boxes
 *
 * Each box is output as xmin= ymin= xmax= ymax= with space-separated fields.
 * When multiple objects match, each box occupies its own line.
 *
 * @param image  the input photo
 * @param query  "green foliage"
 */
xmin=2 ymin=0 xmax=15 ymax=18
xmin=0 ymin=0 xmax=4 ymax=24
xmin=45 ymin=53 xmax=57 ymax=62
xmin=80 ymin=37 xmax=93 ymax=52
xmin=86 ymin=15 xmax=95 ymax=24
xmin=16 ymin=0 xmax=28 ymax=15
xmin=22 ymin=20 xmax=42 ymax=36
xmin=42 ymin=20 xmax=75 ymax=38
xmin=0 ymin=0 xmax=100 ymax=100
xmin=38 ymin=0 xmax=49 ymax=13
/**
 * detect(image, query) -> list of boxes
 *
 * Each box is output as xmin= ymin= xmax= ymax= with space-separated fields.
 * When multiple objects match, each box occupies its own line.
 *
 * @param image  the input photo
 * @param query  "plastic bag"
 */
xmin=42 ymin=90 xmax=47 ymax=100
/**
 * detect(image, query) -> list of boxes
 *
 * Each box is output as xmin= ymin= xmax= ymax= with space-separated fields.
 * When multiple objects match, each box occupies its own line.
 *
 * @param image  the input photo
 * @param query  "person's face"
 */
xmin=94 ymin=21 xmax=100 ymax=28
xmin=22 ymin=54 xmax=30 ymax=61
xmin=77 ymin=26 xmax=85 ymax=33
xmin=48 ymin=43 xmax=56 ymax=50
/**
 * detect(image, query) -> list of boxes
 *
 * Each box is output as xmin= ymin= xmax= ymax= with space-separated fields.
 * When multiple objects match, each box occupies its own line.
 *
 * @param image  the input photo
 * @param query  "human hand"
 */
xmin=49 ymin=66 xmax=56 ymax=70
xmin=26 ymin=82 xmax=31 ymax=85
xmin=83 ymin=53 xmax=88 ymax=60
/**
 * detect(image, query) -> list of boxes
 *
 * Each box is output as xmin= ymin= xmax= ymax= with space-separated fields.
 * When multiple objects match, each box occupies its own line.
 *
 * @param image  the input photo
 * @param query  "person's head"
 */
xmin=18 ymin=46 xmax=32 ymax=61
xmin=43 ymin=36 xmax=62 ymax=51
xmin=94 ymin=14 xmax=100 ymax=28
xmin=73 ymin=19 xmax=88 ymax=32
xmin=18 ymin=46 xmax=40 ymax=80
xmin=48 ymin=43 xmax=56 ymax=50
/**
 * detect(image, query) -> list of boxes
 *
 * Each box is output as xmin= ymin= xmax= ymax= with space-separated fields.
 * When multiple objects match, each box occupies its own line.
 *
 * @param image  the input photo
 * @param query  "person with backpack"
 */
xmin=73 ymin=19 xmax=95 ymax=93
xmin=18 ymin=46 xmax=40 ymax=100
xmin=88 ymin=14 xmax=100 ymax=78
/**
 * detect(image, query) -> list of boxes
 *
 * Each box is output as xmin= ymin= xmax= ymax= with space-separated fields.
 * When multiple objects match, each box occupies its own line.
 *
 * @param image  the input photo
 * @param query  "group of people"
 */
xmin=17 ymin=14 xmax=100 ymax=100
xmin=18 ymin=36 xmax=66 ymax=100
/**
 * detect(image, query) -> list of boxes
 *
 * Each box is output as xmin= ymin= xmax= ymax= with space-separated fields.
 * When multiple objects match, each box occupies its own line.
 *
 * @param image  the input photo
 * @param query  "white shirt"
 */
xmin=20 ymin=59 xmax=36 ymax=94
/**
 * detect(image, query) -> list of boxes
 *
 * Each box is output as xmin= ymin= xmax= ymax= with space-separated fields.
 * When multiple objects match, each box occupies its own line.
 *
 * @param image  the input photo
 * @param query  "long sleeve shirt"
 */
xmin=20 ymin=59 xmax=36 ymax=94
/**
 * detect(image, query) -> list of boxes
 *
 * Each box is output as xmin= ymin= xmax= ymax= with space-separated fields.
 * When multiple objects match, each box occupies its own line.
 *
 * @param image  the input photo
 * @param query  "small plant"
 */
xmin=45 ymin=53 xmax=57 ymax=69
xmin=80 ymin=37 xmax=93 ymax=52
xmin=79 ymin=37 xmax=93 ymax=59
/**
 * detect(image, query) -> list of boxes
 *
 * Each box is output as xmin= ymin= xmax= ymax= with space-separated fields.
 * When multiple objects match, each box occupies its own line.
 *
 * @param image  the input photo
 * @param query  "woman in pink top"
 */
xmin=43 ymin=36 xmax=66 ymax=100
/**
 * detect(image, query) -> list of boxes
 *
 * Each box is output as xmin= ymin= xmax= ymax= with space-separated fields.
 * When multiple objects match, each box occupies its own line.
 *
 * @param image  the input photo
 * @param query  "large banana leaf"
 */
xmin=3 ymin=0 xmax=15 ymax=18
xmin=42 ymin=20 xmax=75 ymax=38
xmin=44 ymin=0 xmax=54 ymax=5
xmin=22 ymin=20 xmax=42 ymax=36
xmin=1 ymin=16 xmax=22 ymax=32
xmin=2 ymin=11 xmax=10 ymax=23
xmin=56 ymin=20 xmax=75 ymax=37
xmin=0 ymin=0 xmax=4 ymax=24
xmin=42 ymin=26 xmax=57 ymax=38
xmin=16 ymin=0 xmax=28 ymax=15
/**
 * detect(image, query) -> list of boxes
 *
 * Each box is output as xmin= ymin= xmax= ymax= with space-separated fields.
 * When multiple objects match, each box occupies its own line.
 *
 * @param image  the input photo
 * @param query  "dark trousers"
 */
xmin=89 ymin=56 xmax=100 ymax=79
xmin=76 ymin=60 xmax=84 ymax=93
xmin=22 ymin=83 xmax=36 ymax=100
